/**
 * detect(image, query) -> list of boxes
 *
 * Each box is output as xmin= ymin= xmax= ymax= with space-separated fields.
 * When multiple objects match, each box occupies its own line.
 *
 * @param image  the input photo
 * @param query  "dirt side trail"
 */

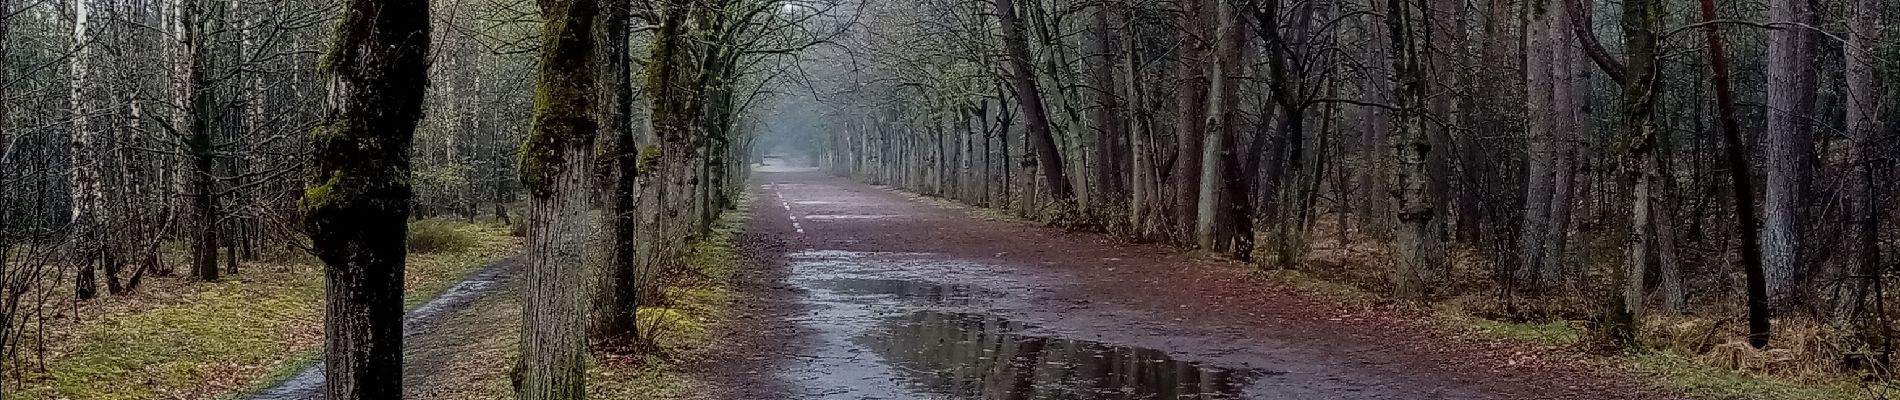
xmin=688 ymin=168 xmax=1671 ymax=400
xmin=247 ymin=258 xmax=524 ymax=400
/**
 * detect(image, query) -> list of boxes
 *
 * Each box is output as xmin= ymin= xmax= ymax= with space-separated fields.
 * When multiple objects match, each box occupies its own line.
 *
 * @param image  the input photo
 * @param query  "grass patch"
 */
xmin=408 ymin=196 xmax=754 ymax=400
xmin=1434 ymin=306 xmax=1585 ymax=347
xmin=409 ymin=219 xmax=479 ymax=254
xmin=592 ymin=194 xmax=752 ymax=397
xmin=12 ymin=220 xmax=519 ymax=400
xmin=405 ymin=222 xmax=517 ymax=307
xmin=1623 ymin=351 xmax=1888 ymax=400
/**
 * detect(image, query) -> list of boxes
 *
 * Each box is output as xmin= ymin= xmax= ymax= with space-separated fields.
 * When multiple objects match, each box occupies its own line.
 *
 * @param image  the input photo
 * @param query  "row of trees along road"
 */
xmin=0 ymin=0 xmax=836 ymax=397
xmin=808 ymin=0 xmax=1898 ymax=362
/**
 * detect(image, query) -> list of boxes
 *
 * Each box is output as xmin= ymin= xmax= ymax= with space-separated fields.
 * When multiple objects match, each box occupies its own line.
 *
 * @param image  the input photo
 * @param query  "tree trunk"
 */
xmin=1171 ymin=0 xmax=1210 ymax=242
xmin=1355 ymin=0 xmax=1393 ymax=239
xmin=1604 ymin=0 xmax=1660 ymax=346
xmin=176 ymin=0 xmax=219 ymax=281
xmin=1087 ymin=2 xmax=1127 ymax=220
xmin=1697 ymin=0 xmax=1771 ymax=349
xmin=1514 ymin=0 xmax=1555 ymax=293
xmin=301 ymin=0 xmax=432 ymax=397
xmin=1834 ymin=0 xmax=1885 ymax=364
xmin=69 ymin=0 xmax=105 ymax=300
xmin=1196 ymin=0 xmax=1245 ymax=253
xmin=1654 ymin=181 xmax=1685 ymax=314
xmin=518 ymin=0 xmax=597 ymax=397
xmin=995 ymin=0 xmax=1074 ymax=210
xmin=1385 ymin=0 xmax=1442 ymax=300
xmin=640 ymin=0 xmax=698 ymax=309
xmin=590 ymin=0 xmax=639 ymax=347
xmin=1122 ymin=16 xmax=1163 ymax=240
xmin=1258 ymin=0 xmax=1317 ymax=269
xmin=1760 ymin=0 xmax=1815 ymax=310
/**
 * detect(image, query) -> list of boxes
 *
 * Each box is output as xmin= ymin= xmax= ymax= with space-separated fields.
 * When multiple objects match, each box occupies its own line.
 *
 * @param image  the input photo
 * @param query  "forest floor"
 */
xmin=10 ymin=220 xmax=519 ymax=400
xmin=685 ymin=167 xmax=1683 ymax=400
xmin=369 ymin=201 xmax=755 ymax=400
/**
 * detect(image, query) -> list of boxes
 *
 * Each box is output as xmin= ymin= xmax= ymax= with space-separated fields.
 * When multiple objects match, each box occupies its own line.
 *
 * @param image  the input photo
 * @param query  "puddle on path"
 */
xmin=813 ymin=278 xmax=996 ymax=306
xmin=783 ymin=250 xmax=1264 ymax=399
xmin=801 ymin=214 xmax=904 ymax=220
xmin=869 ymin=311 xmax=1258 ymax=400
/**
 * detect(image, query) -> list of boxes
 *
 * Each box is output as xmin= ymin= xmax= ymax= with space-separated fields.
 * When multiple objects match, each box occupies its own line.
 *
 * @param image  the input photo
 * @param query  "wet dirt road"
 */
xmin=695 ymin=168 xmax=1666 ymax=400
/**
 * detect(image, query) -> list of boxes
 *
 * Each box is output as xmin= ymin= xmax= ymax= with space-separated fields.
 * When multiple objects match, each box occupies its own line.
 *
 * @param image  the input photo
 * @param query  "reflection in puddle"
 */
xmin=801 ymin=214 xmax=904 ymax=220
xmin=814 ymin=279 xmax=996 ymax=305
xmin=870 ymin=311 xmax=1258 ymax=399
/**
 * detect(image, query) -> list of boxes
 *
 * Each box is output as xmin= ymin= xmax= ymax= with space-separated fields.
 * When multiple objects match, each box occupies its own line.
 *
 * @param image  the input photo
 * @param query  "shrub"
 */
xmin=408 ymin=220 xmax=474 ymax=254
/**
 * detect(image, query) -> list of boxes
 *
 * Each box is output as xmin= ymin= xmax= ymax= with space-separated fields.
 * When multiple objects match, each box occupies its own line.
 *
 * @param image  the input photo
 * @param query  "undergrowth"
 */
xmin=408 ymin=219 xmax=480 ymax=254
xmin=592 ymin=193 xmax=751 ymax=398
xmin=1280 ymin=248 xmax=1893 ymax=400
xmin=424 ymin=195 xmax=753 ymax=399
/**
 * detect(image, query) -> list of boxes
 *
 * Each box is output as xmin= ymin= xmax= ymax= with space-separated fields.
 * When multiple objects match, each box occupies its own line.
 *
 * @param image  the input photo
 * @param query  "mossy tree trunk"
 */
xmin=637 ymin=0 xmax=697 ymax=308
xmin=300 ymin=0 xmax=431 ymax=397
xmin=517 ymin=0 xmax=598 ymax=397
xmin=1603 ymin=0 xmax=1660 ymax=348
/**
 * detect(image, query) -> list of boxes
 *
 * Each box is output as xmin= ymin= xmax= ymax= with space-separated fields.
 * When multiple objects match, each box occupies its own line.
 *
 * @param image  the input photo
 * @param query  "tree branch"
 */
xmin=1562 ymin=0 xmax=1627 ymax=87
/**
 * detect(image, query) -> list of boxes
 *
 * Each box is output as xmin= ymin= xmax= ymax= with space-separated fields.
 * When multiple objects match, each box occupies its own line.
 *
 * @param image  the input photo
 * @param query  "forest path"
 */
xmin=690 ymin=166 xmax=1669 ymax=400
xmin=245 ymin=257 xmax=525 ymax=400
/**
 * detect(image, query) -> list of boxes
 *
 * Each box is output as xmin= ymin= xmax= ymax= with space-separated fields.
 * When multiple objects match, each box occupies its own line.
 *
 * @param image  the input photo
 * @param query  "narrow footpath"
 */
xmin=688 ymin=167 xmax=1668 ymax=400
xmin=247 ymin=257 xmax=524 ymax=400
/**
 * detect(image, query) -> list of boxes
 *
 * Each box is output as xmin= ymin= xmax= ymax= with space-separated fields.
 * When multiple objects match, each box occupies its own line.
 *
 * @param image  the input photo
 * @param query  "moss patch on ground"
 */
xmin=1429 ymin=304 xmax=1586 ymax=347
xmin=12 ymin=220 xmax=518 ymax=400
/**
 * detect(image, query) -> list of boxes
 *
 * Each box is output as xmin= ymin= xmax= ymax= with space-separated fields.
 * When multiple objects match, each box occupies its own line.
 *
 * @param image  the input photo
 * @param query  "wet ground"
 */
xmin=692 ymin=167 xmax=1668 ymax=400
xmin=782 ymin=250 xmax=1268 ymax=399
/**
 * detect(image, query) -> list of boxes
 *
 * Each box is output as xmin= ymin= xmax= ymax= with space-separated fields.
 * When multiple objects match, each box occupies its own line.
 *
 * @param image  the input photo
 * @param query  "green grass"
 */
xmin=408 ymin=219 xmax=479 ymax=254
xmin=405 ymin=196 xmax=755 ymax=400
xmin=14 ymin=220 xmax=519 ymax=400
xmin=20 ymin=274 xmax=326 ymax=400
xmin=1431 ymin=305 xmax=1585 ymax=347
xmin=1622 ymin=351 xmax=1887 ymax=400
